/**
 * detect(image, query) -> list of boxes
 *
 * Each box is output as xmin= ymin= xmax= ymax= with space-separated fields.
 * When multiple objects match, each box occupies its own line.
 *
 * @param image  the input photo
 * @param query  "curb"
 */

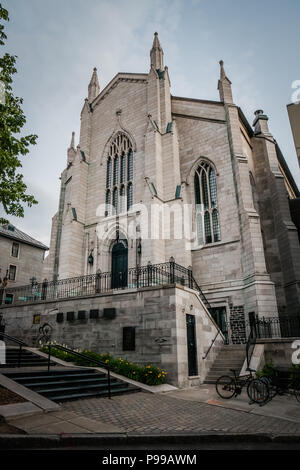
xmin=0 ymin=432 xmax=300 ymax=448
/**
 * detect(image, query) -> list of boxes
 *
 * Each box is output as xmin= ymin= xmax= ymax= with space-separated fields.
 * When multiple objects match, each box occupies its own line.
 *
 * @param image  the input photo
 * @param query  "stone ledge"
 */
xmin=0 ymin=374 xmax=60 ymax=414
xmin=0 ymin=402 xmax=42 ymax=420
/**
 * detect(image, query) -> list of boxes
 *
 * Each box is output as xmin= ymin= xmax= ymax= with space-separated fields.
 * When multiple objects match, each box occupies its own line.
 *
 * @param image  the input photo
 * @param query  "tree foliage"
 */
xmin=0 ymin=3 xmax=38 ymax=224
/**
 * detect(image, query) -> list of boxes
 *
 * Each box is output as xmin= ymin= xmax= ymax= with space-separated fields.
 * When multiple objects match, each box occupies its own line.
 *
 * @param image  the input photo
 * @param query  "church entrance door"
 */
xmin=111 ymin=242 xmax=128 ymax=289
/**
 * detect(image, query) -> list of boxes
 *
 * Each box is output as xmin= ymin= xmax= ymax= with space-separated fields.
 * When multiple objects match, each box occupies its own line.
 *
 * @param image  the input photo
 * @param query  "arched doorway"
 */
xmin=111 ymin=242 xmax=128 ymax=288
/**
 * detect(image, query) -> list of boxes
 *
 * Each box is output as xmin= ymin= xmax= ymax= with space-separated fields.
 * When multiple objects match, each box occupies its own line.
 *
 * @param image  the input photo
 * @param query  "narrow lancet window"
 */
xmin=194 ymin=161 xmax=221 ymax=245
xmin=105 ymin=133 xmax=134 ymax=216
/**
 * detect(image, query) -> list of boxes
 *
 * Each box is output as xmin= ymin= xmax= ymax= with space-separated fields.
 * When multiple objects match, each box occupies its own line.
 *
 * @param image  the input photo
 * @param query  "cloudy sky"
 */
xmin=1 ymin=0 xmax=299 ymax=246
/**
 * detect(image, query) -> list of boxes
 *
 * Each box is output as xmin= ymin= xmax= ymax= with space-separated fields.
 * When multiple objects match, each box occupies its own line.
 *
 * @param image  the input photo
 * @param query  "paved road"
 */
xmin=63 ymin=391 xmax=300 ymax=435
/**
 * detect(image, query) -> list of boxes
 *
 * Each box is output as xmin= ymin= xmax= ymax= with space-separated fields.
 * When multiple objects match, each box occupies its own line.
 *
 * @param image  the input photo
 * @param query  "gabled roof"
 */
xmin=0 ymin=224 xmax=48 ymax=250
xmin=91 ymin=73 xmax=148 ymax=108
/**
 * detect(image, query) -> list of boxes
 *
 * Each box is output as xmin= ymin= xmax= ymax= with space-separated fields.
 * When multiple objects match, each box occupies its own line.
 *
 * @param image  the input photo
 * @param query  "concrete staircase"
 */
xmin=0 ymin=347 xmax=56 ymax=368
xmin=4 ymin=368 xmax=140 ymax=402
xmin=204 ymin=344 xmax=246 ymax=384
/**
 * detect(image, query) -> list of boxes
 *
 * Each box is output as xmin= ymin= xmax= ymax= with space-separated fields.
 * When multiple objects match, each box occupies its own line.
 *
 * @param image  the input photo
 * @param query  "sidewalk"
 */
xmin=1 ymin=385 xmax=299 ymax=439
xmin=167 ymin=384 xmax=300 ymax=424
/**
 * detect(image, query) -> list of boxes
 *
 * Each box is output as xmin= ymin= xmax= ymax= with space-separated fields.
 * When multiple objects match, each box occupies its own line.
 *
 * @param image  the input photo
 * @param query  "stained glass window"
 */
xmin=127 ymin=183 xmax=133 ymax=211
xmin=105 ymin=133 xmax=133 ymax=216
xmin=106 ymin=158 xmax=111 ymax=188
xmin=194 ymin=161 xmax=221 ymax=245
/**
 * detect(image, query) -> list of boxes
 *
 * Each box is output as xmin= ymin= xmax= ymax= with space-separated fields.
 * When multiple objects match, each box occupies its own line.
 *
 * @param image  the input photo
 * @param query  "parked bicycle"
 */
xmin=216 ymin=368 xmax=269 ymax=405
xmin=259 ymin=368 xmax=300 ymax=404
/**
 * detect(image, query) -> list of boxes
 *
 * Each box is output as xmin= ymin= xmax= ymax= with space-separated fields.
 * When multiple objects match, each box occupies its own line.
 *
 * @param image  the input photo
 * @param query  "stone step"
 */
xmin=51 ymin=386 xmax=140 ymax=403
xmin=4 ymin=367 xmax=141 ymax=402
xmin=23 ymin=376 xmax=117 ymax=389
xmin=7 ymin=371 xmax=105 ymax=383
xmin=36 ymin=381 xmax=126 ymax=395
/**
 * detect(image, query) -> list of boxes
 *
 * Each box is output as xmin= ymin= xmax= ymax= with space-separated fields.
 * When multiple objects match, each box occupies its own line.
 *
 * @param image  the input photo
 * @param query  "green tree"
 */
xmin=0 ymin=3 xmax=37 ymax=224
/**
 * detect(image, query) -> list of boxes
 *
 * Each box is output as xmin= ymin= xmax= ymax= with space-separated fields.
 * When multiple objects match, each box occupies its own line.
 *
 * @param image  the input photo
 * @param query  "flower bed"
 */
xmin=0 ymin=386 xmax=26 ymax=406
xmin=39 ymin=344 xmax=167 ymax=386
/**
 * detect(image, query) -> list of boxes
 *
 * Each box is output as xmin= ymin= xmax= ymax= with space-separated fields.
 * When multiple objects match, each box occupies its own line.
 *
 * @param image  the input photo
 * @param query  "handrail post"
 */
xmin=47 ymin=344 xmax=51 ymax=373
xmin=18 ymin=344 xmax=22 ymax=368
xmin=108 ymin=366 xmax=111 ymax=399
xmin=169 ymin=257 xmax=175 ymax=284
xmin=188 ymin=266 xmax=193 ymax=289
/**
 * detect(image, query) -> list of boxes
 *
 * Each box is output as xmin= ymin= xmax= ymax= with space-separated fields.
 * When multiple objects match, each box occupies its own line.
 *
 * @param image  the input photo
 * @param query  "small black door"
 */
xmin=111 ymin=242 xmax=128 ymax=288
xmin=211 ymin=307 xmax=228 ymax=344
xmin=186 ymin=314 xmax=198 ymax=376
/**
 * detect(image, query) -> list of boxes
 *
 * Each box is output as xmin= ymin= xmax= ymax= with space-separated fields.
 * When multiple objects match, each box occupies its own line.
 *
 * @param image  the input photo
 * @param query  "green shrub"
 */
xmin=256 ymin=361 xmax=275 ymax=378
xmin=39 ymin=344 xmax=167 ymax=386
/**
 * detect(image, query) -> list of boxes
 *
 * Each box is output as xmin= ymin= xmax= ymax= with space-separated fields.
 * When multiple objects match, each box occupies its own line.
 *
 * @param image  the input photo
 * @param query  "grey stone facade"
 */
xmin=2 ymin=34 xmax=299 ymax=387
xmin=0 ymin=284 xmax=222 ymax=388
xmin=42 ymin=34 xmax=300 ymax=324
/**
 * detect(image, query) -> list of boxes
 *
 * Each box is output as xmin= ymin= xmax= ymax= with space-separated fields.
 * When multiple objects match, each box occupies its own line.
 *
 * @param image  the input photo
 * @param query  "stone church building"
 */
xmin=1 ymin=34 xmax=299 ymax=387
xmin=44 ymin=32 xmax=299 ymax=316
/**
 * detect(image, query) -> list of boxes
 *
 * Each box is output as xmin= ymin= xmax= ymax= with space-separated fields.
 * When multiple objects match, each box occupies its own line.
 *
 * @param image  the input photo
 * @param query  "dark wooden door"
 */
xmin=186 ymin=314 xmax=198 ymax=376
xmin=211 ymin=307 xmax=228 ymax=343
xmin=111 ymin=242 xmax=128 ymax=288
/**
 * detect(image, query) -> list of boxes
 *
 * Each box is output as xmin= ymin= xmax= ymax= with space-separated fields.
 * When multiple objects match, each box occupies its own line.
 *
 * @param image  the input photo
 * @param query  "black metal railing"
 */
xmin=1 ymin=259 xmax=210 ymax=309
xmin=246 ymin=315 xmax=300 ymax=340
xmin=0 ymin=332 xmax=27 ymax=367
xmin=246 ymin=323 xmax=257 ymax=369
xmin=202 ymin=330 xmax=223 ymax=360
xmin=46 ymin=343 xmax=112 ymax=399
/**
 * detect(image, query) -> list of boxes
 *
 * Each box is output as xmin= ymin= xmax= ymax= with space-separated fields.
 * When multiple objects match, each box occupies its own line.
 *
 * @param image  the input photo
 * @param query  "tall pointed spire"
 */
xmin=67 ymin=131 xmax=76 ymax=164
xmin=150 ymin=32 xmax=164 ymax=70
xmin=88 ymin=67 xmax=100 ymax=102
xmin=69 ymin=131 xmax=75 ymax=149
xmin=218 ymin=60 xmax=233 ymax=103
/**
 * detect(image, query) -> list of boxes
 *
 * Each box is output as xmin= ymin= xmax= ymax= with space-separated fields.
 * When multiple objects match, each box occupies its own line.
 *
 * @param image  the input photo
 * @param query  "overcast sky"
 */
xmin=1 ymin=0 xmax=299 ymax=247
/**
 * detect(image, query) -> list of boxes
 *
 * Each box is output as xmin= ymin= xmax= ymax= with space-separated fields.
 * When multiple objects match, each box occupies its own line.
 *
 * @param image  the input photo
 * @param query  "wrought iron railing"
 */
xmin=246 ymin=323 xmax=257 ymax=369
xmin=0 ymin=259 xmax=211 ymax=310
xmin=246 ymin=315 xmax=300 ymax=340
xmin=45 ymin=343 xmax=112 ymax=399
xmin=0 ymin=332 xmax=27 ymax=368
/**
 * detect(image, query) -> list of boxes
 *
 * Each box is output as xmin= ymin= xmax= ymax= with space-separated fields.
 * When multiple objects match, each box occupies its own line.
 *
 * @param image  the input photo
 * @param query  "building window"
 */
xmin=105 ymin=133 xmax=133 ymax=216
xmin=194 ymin=161 xmax=220 ymax=245
xmin=8 ymin=265 xmax=16 ymax=281
xmin=11 ymin=242 xmax=19 ymax=258
xmin=123 ymin=327 xmax=136 ymax=351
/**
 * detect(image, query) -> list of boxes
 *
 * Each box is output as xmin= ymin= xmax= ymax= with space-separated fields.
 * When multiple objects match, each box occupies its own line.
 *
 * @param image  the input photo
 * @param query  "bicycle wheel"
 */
xmin=247 ymin=378 xmax=269 ymax=404
xmin=216 ymin=375 xmax=236 ymax=399
xmin=260 ymin=375 xmax=277 ymax=399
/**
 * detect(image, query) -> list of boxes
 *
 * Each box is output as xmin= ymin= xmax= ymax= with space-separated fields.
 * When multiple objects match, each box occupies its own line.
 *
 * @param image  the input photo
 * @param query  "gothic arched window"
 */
xmin=194 ymin=161 xmax=220 ymax=245
xmin=105 ymin=133 xmax=133 ymax=216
